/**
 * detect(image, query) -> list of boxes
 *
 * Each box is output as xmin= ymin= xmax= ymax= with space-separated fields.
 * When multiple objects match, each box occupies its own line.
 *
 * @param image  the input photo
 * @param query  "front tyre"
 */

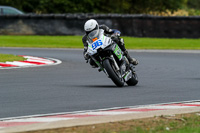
xmin=103 ymin=59 xmax=124 ymax=87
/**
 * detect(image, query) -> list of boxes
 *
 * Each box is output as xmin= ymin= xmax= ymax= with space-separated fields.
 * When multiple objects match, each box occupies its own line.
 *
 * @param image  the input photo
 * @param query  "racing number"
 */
xmin=92 ymin=40 xmax=103 ymax=50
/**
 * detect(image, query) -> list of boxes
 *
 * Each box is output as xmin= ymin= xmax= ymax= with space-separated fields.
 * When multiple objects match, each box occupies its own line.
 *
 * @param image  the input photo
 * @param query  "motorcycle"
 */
xmin=86 ymin=29 xmax=138 ymax=87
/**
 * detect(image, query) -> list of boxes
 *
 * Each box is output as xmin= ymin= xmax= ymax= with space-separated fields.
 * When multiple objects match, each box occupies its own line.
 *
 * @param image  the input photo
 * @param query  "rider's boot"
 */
xmin=89 ymin=59 xmax=98 ymax=68
xmin=119 ymin=38 xmax=138 ymax=65
xmin=124 ymin=50 xmax=138 ymax=65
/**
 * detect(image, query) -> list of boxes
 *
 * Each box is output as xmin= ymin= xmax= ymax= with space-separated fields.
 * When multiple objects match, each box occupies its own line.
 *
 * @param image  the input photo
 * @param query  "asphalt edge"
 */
xmin=5 ymin=107 xmax=200 ymax=133
xmin=1 ymin=100 xmax=200 ymax=133
xmin=1 ymin=47 xmax=200 ymax=54
xmin=0 ymin=99 xmax=199 ymax=121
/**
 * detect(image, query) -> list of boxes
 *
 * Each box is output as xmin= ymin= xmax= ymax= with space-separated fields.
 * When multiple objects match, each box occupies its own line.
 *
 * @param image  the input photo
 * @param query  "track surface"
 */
xmin=0 ymin=48 xmax=200 ymax=119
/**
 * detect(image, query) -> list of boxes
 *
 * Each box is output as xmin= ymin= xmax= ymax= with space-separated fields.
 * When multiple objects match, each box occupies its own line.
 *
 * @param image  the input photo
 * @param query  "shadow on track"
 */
xmin=82 ymin=85 xmax=125 ymax=88
xmin=181 ymin=77 xmax=200 ymax=80
xmin=73 ymin=85 xmax=140 ymax=88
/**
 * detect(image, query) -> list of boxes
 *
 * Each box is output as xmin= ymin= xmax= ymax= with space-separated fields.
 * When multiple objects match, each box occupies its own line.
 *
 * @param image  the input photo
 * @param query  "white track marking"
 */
xmin=0 ymin=56 xmax=62 ymax=69
xmin=6 ymin=117 xmax=74 ymax=122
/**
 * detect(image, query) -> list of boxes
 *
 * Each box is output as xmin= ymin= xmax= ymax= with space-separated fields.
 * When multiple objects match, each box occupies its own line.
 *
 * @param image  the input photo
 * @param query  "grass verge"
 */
xmin=0 ymin=54 xmax=25 ymax=62
xmin=23 ymin=112 xmax=200 ymax=133
xmin=0 ymin=36 xmax=200 ymax=50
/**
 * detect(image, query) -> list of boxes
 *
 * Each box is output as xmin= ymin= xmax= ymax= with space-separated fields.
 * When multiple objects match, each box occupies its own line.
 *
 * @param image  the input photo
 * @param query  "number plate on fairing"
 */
xmin=92 ymin=39 xmax=103 ymax=50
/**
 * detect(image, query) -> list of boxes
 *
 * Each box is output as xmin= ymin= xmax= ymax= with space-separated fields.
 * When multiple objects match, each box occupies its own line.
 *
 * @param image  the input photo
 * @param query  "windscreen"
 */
xmin=87 ymin=29 xmax=103 ymax=43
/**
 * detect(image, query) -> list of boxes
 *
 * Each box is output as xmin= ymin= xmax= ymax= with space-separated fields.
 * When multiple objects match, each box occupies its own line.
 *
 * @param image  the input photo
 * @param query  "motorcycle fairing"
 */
xmin=87 ymin=29 xmax=112 ymax=56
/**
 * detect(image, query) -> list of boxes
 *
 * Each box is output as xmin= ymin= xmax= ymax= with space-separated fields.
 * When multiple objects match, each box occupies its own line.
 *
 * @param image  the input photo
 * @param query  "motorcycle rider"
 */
xmin=82 ymin=19 xmax=138 ymax=68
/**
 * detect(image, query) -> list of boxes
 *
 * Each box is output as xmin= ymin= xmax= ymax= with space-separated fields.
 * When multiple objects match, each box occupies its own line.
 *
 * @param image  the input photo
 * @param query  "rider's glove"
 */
xmin=111 ymin=34 xmax=117 ymax=40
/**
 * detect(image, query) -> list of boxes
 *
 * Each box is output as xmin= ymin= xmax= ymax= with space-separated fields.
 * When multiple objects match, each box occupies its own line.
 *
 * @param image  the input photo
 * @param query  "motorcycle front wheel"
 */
xmin=103 ymin=59 xmax=124 ymax=87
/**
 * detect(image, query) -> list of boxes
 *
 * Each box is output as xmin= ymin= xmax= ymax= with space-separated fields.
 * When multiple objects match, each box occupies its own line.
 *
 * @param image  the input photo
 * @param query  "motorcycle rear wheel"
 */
xmin=103 ymin=59 xmax=124 ymax=87
xmin=126 ymin=72 xmax=138 ymax=86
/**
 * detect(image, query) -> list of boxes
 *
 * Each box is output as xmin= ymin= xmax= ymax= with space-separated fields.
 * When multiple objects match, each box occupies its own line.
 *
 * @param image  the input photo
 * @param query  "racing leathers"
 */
xmin=82 ymin=24 xmax=138 ymax=67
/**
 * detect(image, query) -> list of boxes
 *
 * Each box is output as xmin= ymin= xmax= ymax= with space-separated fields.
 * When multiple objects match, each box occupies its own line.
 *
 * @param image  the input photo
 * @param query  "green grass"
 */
xmin=0 ymin=35 xmax=199 ymax=62
xmin=0 ymin=54 xmax=25 ymax=62
xmin=119 ymin=114 xmax=200 ymax=133
xmin=0 ymin=36 xmax=83 ymax=48
xmin=0 ymin=35 xmax=200 ymax=49
xmin=125 ymin=37 xmax=200 ymax=50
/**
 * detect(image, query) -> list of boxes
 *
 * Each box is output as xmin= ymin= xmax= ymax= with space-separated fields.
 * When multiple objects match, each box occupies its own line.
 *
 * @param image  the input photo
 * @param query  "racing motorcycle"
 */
xmin=86 ymin=29 xmax=138 ymax=87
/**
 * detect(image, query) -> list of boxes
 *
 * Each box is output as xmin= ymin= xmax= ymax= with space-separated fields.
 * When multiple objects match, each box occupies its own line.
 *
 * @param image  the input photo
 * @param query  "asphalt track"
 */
xmin=0 ymin=48 xmax=200 ymax=119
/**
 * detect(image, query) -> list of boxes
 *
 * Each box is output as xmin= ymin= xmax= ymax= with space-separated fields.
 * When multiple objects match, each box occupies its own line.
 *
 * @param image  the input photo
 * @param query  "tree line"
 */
xmin=0 ymin=0 xmax=199 ymax=14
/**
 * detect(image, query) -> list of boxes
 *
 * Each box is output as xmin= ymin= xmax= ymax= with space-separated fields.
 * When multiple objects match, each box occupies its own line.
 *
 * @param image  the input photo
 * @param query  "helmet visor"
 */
xmin=86 ymin=24 xmax=99 ymax=35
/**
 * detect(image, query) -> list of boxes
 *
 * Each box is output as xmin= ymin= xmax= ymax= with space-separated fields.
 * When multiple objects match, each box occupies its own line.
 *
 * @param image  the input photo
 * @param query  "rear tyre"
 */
xmin=126 ymin=72 xmax=138 ymax=86
xmin=103 ymin=59 xmax=124 ymax=87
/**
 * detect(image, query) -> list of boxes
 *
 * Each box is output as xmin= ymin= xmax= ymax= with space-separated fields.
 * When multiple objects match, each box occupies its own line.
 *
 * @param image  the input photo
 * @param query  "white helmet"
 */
xmin=84 ymin=19 xmax=99 ymax=34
